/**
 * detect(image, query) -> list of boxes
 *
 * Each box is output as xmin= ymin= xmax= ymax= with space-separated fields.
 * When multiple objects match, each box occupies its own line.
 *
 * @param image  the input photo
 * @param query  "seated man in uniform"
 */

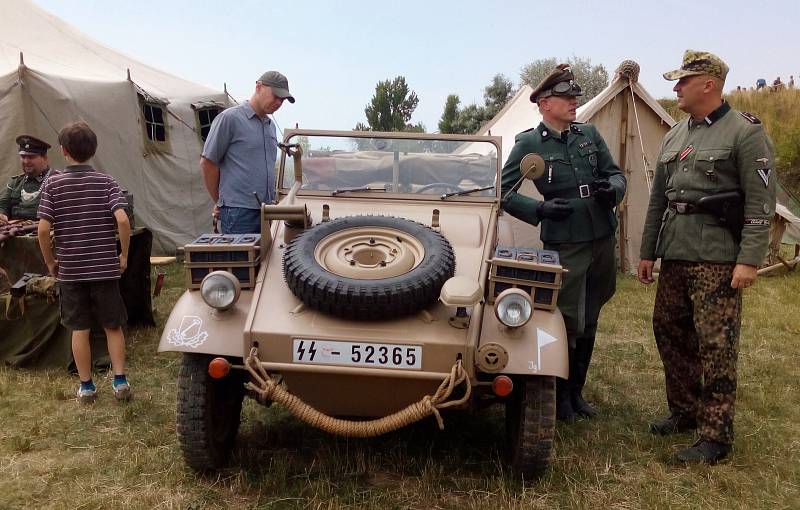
xmin=0 ymin=135 xmax=53 ymax=224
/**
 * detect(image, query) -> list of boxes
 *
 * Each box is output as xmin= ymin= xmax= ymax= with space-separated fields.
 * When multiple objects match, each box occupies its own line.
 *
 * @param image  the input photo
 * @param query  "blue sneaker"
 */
xmin=77 ymin=385 xmax=97 ymax=403
xmin=112 ymin=381 xmax=132 ymax=402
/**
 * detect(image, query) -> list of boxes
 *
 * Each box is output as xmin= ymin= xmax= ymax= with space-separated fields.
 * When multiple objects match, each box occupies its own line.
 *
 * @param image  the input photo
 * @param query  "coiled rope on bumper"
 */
xmin=243 ymin=347 xmax=471 ymax=437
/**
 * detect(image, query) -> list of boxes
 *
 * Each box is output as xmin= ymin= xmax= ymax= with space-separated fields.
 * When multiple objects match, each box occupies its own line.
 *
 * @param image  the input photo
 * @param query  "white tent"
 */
xmin=473 ymin=61 xmax=674 ymax=272
xmin=0 ymin=0 xmax=233 ymax=253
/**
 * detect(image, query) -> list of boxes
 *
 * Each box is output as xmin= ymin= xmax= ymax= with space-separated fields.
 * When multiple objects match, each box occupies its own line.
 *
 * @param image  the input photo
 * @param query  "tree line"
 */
xmin=353 ymin=56 xmax=609 ymax=135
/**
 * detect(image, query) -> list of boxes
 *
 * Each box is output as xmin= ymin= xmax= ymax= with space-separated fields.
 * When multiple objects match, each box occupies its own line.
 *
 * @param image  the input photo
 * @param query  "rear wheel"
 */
xmin=506 ymin=376 xmax=556 ymax=478
xmin=176 ymin=353 xmax=245 ymax=471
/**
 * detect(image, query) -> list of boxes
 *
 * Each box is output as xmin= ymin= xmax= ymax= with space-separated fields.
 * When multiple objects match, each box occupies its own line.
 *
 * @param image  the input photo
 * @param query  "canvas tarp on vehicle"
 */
xmin=0 ymin=0 xmax=233 ymax=254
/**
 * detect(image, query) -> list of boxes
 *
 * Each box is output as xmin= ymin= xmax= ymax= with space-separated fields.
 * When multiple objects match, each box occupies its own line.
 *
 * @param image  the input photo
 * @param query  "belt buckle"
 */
xmin=675 ymin=203 xmax=687 ymax=214
xmin=579 ymin=184 xmax=590 ymax=198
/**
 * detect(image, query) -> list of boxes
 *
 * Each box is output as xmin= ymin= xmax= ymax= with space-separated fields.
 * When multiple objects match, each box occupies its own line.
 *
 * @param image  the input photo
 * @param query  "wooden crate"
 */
xmin=487 ymin=276 xmax=560 ymax=310
xmin=184 ymin=233 xmax=260 ymax=264
xmin=488 ymin=246 xmax=564 ymax=310
xmin=184 ymin=262 xmax=258 ymax=289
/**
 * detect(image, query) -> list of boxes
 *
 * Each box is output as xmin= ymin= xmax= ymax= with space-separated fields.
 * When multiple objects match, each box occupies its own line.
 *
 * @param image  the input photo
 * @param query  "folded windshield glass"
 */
xmin=281 ymin=135 xmax=498 ymax=198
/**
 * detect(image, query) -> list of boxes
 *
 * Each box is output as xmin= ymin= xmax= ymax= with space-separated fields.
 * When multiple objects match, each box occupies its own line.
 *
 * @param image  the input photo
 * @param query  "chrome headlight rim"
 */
xmin=494 ymin=288 xmax=533 ymax=328
xmin=200 ymin=271 xmax=241 ymax=311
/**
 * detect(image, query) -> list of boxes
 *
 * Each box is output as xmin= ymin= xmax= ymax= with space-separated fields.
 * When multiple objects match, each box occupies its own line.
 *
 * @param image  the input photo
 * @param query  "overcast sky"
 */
xmin=34 ymin=0 xmax=800 ymax=136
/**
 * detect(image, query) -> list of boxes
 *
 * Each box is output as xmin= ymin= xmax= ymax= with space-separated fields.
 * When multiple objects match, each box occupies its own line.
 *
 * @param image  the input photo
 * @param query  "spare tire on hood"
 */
xmin=283 ymin=215 xmax=455 ymax=320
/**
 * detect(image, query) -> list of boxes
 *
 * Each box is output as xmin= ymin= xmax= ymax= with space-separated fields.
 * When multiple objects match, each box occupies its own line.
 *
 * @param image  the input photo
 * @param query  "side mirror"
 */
xmin=520 ymin=153 xmax=546 ymax=181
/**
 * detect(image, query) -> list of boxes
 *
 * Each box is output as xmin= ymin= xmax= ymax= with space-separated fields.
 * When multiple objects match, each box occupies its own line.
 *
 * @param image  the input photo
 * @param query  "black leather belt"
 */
xmin=668 ymin=201 xmax=699 ymax=214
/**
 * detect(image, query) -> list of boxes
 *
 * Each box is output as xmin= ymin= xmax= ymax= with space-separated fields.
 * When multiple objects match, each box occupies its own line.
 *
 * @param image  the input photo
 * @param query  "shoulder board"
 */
xmin=515 ymin=127 xmax=537 ymax=142
xmin=740 ymin=112 xmax=761 ymax=124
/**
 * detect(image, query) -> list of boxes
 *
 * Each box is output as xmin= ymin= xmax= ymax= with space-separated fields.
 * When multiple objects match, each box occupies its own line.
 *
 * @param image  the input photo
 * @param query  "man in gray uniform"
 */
xmin=0 ymin=135 xmax=53 ymax=223
xmin=501 ymin=64 xmax=627 ymax=422
xmin=638 ymin=50 xmax=776 ymax=464
xmin=201 ymin=71 xmax=295 ymax=234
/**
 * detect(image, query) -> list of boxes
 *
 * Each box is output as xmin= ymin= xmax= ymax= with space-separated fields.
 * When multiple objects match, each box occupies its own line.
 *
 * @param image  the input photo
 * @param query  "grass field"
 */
xmin=1 ymin=263 xmax=799 ymax=509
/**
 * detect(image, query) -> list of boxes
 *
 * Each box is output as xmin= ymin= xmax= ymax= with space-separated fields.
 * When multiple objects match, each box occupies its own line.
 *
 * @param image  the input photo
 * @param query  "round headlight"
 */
xmin=495 ymin=288 xmax=533 ymax=328
xmin=200 ymin=271 xmax=241 ymax=310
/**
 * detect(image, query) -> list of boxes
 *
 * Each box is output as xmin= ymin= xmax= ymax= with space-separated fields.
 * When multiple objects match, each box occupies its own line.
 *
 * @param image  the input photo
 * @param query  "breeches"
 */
xmin=545 ymin=235 xmax=616 ymax=341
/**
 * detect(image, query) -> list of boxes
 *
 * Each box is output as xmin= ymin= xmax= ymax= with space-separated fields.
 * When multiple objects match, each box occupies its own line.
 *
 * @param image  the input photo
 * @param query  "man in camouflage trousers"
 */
xmin=638 ymin=50 xmax=776 ymax=464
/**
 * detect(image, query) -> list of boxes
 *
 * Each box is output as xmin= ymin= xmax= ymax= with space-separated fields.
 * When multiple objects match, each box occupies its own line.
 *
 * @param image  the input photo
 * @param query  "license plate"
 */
xmin=292 ymin=339 xmax=422 ymax=370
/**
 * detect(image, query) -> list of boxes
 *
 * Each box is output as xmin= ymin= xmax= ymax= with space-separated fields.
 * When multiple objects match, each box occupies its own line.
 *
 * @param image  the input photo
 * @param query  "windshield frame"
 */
xmin=277 ymin=129 xmax=503 ymax=203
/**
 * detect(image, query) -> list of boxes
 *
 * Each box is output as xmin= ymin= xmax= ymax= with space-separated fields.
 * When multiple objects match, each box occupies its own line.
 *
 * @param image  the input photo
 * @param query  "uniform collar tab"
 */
xmin=23 ymin=167 xmax=50 ymax=183
xmin=538 ymin=121 xmax=573 ymax=141
xmin=537 ymin=122 xmax=551 ymax=140
xmin=704 ymin=101 xmax=731 ymax=126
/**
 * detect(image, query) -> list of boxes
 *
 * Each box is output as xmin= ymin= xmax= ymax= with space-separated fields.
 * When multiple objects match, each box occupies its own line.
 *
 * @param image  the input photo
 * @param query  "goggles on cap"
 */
xmin=540 ymin=80 xmax=582 ymax=99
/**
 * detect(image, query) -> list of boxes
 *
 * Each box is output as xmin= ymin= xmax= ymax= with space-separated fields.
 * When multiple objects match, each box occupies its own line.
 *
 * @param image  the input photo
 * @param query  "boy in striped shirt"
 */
xmin=37 ymin=121 xmax=132 ymax=403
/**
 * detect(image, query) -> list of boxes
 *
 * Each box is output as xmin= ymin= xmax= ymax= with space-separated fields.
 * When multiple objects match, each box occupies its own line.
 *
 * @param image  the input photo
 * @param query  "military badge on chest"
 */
xmin=588 ymin=153 xmax=598 ymax=176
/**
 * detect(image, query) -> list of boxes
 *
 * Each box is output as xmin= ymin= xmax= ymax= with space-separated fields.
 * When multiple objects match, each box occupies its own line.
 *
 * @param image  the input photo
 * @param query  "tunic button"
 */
xmin=680 ymin=190 xmax=685 ymax=194
xmin=683 ymin=167 xmax=688 ymax=172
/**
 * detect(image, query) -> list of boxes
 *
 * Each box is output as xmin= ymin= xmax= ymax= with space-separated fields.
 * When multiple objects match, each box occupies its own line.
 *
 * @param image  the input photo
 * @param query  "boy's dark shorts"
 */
xmin=58 ymin=279 xmax=128 ymax=330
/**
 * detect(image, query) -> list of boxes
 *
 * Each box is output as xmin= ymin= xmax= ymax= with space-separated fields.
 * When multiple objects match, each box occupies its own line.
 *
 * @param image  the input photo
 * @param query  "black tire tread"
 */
xmin=283 ymin=215 xmax=455 ymax=320
xmin=176 ymin=353 xmax=244 ymax=471
xmin=507 ymin=376 xmax=556 ymax=478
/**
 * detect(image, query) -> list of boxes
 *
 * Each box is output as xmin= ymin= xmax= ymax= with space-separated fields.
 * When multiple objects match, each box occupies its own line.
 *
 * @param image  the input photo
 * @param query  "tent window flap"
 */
xmin=196 ymin=107 xmax=221 ymax=141
xmin=142 ymin=102 xmax=167 ymax=142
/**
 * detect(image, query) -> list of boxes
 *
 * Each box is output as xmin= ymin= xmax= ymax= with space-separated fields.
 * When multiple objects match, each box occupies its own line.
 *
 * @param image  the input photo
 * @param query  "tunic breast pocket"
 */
xmin=577 ymin=144 xmax=599 ymax=176
xmin=694 ymin=148 xmax=733 ymax=191
xmin=537 ymin=153 xmax=573 ymax=193
xmin=659 ymin=151 xmax=679 ymax=187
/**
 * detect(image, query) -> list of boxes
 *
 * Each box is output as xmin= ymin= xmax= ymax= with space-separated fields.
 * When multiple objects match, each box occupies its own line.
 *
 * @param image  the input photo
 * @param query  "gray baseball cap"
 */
xmin=258 ymin=70 xmax=295 ymax=103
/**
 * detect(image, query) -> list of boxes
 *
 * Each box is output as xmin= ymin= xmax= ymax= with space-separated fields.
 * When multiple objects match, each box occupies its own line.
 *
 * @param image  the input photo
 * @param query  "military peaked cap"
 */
xmin=663 ymin=50 xmax=729 ymax=81
xmin=16 ymin=135 xmax=51 ymax=155
xmin=529 ymin=64 xmax=583 ymax=103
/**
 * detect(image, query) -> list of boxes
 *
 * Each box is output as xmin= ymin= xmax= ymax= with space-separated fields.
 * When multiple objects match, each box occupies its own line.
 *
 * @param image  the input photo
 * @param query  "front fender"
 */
xmin=477 ymin=306 xmax=568 ymax=379
xmin=158 ymin=289 xmax=252 ymax=357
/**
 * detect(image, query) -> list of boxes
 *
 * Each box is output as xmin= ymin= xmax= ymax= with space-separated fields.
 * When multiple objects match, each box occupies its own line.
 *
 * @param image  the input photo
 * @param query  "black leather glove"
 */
xmin=537 ymin=198 xmax=574 ymax=220
xmin=590 ymin=179 xmax=616 ymax=207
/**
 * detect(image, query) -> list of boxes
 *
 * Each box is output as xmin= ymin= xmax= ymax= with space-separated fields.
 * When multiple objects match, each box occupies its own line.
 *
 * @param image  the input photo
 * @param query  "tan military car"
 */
xmin=159 ymin=129 xmax=568 ymax=478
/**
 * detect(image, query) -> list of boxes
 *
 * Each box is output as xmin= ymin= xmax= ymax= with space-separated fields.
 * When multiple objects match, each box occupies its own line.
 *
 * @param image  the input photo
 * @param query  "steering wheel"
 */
xmin=416 ymin=182 xmax=463 ymax=194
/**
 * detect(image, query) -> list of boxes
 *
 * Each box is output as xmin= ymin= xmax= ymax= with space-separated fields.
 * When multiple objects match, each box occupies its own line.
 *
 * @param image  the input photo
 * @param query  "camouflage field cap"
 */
xmin=530 ymin=64 xmax=583 ymax=102
xmin=663 ymin=50 xmax=729 ymax=81
xmin=258 ymin=70 xmax=295 ymax=103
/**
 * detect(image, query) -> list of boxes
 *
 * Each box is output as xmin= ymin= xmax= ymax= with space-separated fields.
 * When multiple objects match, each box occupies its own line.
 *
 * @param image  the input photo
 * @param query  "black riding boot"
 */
xmin=556 ymin=347 xmax=575 ymax=423
xmin=570 ymin=332 xmax=597 ymax=418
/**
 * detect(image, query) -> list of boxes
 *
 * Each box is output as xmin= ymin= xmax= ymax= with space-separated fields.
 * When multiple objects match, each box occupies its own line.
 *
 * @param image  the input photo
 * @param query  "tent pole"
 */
xmin=617 ymin=84 xmax=630 ymax=272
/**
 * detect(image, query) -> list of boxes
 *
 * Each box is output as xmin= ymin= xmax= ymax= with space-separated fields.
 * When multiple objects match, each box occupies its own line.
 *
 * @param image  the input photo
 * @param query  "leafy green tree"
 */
xmin=453 ymin=103 xmax=488 ymax=135
xmin=438 ymin=74 xmax=515 ymax=134
xmin=484 ymin=74 xmax=515 ymax=118
xmin=355 ymin=76 xmax=422 ymax=132
xmin=520 ymin=56 xmax=608 ymax=106
xmin=438 ymin=94 xmax=460 ymax=134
